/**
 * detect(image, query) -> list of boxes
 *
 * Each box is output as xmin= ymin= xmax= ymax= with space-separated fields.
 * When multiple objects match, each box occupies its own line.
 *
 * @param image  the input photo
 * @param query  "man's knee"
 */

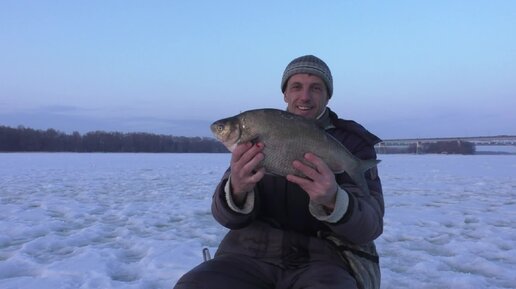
xmin=173 ymin=255 xmax=274 ymax=289
xmin=293 ymin=261 xmax=358 ymax=289
xmin=173 ymin=264 xmax=207 ymax=289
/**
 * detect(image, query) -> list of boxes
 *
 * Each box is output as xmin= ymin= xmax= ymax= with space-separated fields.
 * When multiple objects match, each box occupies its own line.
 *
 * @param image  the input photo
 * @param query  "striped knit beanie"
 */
xmin=281 ymin=55 xmax=333 ymax=98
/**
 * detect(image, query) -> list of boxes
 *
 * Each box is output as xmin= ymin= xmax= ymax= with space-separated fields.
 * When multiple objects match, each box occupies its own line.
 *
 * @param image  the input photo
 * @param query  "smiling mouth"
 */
xmin=297 ymin=105 xmax=313 ymax=111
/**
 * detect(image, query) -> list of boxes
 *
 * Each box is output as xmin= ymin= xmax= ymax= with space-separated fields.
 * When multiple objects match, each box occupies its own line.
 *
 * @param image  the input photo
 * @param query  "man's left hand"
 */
xmin=286 ymin=153 xmax=338 ymax=211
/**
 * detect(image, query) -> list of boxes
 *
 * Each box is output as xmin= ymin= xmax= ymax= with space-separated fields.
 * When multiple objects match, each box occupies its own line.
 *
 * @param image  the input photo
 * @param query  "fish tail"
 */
xmin=348 ymin=159 xmax=380 ymax=196
xmin=361 ymin=159 xmax=381 ymax=172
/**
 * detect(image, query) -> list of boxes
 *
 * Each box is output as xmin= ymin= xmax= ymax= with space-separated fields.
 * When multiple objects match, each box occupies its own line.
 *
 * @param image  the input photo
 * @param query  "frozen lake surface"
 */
xmin=0 ymin=153 xmax=515 ymax=289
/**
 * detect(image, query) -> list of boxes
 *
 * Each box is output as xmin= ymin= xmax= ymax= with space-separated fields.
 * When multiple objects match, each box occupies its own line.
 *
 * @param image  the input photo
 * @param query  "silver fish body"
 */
xmin=210 ymin=108 xmax=379 ymax=194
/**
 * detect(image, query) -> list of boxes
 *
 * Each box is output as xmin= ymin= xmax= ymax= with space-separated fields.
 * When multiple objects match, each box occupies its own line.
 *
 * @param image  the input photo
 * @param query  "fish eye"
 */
xmin=217 ymin=124 xmax=225 ymax=132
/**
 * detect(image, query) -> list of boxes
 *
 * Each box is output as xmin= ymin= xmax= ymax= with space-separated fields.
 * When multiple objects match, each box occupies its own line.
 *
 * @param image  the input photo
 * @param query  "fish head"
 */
xmin=210 ymin=117 xmax=241 ymax=152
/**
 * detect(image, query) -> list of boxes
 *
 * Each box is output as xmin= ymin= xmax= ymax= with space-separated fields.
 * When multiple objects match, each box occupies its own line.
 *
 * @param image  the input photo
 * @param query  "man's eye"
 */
xmin=291 ymin=84 xmax=301 ymax=90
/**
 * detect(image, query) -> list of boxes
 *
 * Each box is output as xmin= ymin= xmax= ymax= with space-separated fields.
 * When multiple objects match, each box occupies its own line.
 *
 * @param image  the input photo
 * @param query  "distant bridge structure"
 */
xmin=378 ymin=135 xmax=516 ymax=146
xmin=376 ymin=135 xmax=516 ymax=154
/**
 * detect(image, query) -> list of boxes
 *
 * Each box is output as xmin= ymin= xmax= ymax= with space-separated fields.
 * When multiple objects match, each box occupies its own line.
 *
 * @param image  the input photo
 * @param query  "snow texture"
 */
xmin=0 ymin=153 xmax=515 ymax=289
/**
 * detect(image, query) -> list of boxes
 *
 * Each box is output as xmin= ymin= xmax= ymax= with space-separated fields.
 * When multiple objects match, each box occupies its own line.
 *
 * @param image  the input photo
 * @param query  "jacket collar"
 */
xmin=315 ymin=108 xmax=335 ymax=130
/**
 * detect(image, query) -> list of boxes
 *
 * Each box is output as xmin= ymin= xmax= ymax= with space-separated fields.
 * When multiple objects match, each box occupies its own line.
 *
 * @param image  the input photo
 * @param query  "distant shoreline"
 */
xmin=2 ymin=124 xmax=515 ymax=155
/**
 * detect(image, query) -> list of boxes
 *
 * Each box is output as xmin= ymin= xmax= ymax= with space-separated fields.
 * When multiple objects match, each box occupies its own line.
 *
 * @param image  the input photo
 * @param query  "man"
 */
xmin=174 ymin=55 xmax=384 ymax=289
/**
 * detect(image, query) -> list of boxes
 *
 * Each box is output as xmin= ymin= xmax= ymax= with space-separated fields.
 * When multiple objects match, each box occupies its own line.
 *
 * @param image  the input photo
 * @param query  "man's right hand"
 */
xmin=230 ymin=142 xmax=265 ymax=204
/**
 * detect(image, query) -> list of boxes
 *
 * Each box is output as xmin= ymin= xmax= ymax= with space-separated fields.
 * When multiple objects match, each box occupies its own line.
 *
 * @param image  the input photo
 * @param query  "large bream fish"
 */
xmin=210 ymin=108 xmax=380 ymax=194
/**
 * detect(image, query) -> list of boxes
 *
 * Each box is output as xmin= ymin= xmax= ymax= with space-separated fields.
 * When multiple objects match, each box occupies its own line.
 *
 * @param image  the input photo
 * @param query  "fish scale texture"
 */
xmin=238 ymin=109 xmax=357 ymax=176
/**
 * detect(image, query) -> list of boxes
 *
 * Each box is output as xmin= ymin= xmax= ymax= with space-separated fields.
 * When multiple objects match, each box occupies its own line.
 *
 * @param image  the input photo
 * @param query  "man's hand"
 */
xmin=230 ymin=142 xmax=266 ymax=205
xmin=286 ymin=153 xmax=338 ymax=211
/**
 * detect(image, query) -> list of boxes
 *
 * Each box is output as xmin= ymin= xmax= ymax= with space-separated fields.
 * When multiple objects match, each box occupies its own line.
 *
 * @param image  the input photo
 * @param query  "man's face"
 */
xmin=283 ymin=73 xmax=329 ymax=119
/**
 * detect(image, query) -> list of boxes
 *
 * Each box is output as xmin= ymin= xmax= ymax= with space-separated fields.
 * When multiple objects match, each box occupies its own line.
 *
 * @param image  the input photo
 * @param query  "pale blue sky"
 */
xmin=1 ymin=1 xmax=515 ymax=138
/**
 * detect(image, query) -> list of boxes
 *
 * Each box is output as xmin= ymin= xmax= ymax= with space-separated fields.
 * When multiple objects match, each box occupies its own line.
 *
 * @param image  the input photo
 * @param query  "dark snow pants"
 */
xmin=173 ymin=223 xmax=357 ymax=289
xmin=173 ymin=253 xmax=357 ymax=289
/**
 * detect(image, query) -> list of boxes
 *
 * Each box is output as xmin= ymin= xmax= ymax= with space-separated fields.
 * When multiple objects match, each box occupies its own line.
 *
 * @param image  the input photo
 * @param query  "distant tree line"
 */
xmin=0 ymin=125 xmax=228 ymax=153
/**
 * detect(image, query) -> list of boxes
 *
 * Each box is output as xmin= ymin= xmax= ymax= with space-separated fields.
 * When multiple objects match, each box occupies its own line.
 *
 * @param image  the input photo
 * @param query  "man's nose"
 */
xmin=299 ymin=88 xmax=311 ymax=100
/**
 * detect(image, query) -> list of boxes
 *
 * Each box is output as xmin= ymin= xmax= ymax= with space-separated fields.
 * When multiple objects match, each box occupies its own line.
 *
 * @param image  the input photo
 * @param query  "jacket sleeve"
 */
xmin=211 ymin=169 xmax=258 ymax=229
xmin=326 ymin=131 xmax=385 ymax=245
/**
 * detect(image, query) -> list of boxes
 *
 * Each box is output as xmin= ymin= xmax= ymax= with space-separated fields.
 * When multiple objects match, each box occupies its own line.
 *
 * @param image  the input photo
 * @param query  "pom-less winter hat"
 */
xmin=281 ymin=55 xmax=333 ymax=98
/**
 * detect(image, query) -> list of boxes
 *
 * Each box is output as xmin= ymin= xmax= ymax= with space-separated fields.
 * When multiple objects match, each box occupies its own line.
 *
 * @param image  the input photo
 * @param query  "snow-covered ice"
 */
xmin=0 ymin=153 xmax=515 ymax=289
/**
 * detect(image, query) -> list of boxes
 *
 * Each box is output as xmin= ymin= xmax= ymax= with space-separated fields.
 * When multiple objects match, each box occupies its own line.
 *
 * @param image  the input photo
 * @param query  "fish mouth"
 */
xmin=209 ymin=124 xmax=219 ymax=138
